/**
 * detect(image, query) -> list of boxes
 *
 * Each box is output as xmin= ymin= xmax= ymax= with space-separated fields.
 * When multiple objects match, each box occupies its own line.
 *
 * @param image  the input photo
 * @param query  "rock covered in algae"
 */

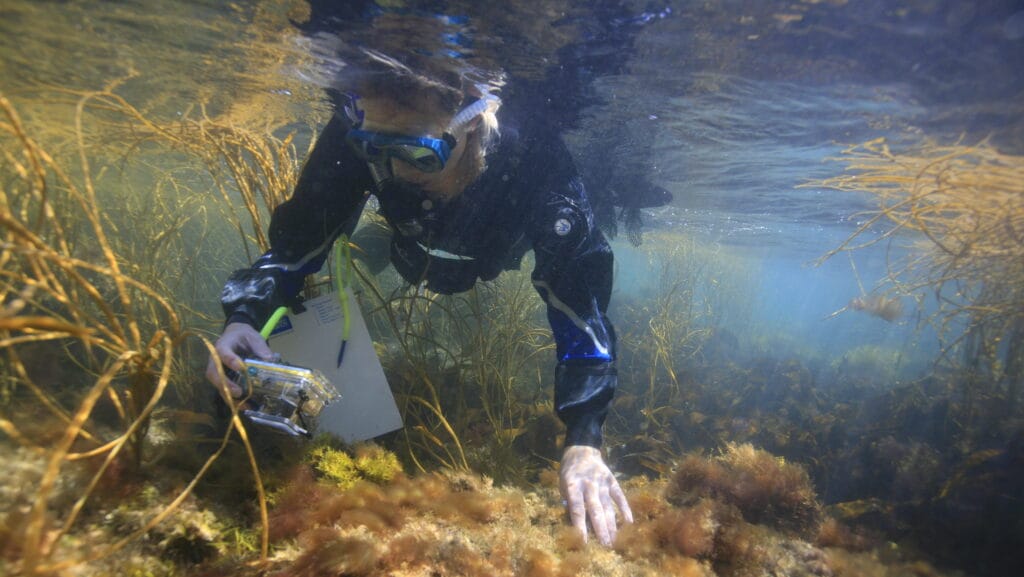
xmin=667 ymin=442 xmax=823 ymax=536
xmin=2 ymin=440 xmax=959 ymax=577
xmin=186 ymin=443 xmax=954 ymax=577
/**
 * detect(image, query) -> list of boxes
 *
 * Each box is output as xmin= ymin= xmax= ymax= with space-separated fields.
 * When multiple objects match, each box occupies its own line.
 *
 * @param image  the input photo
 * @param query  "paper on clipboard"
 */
xmin=267 ymin=289 xmax=402 ymax=443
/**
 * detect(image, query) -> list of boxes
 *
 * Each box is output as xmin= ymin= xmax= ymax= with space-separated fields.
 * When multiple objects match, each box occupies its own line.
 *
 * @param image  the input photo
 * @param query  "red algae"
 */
xmin=437 ymin=539 xmax=502 ymax=576
xmin=554 ymin=525 xmax=586 ymax=552
xmin=653 ymin=500 xmax=718 ymax=558
xmin=267 ymin=467 xmax=327 ymax=542
xmin=815 ymin=517 xmax=873 ymax=551
xmin=614 ymin=520 xmax=662 ymax=562
xmin=522 ymin=547 xmax=559 ymax=577
xmin=621 ymin=477 xmax=670 ymax=521
xmin=658 ymin=555 xmax=715 ymax=577
xmin=668 ymin=443 xmax=822 ymax=536
xmin=284 ymin=528 xmax=380 ymax=577
xmin=381 ymin=532 xmax=433 ymax=568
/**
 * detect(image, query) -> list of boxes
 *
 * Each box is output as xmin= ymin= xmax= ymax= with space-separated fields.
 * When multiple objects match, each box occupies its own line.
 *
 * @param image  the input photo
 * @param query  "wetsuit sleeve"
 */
xmin=220 ymin=114 xmax=373 ymax=328
xmin=529 ymin=156 xmax=617 ymax=450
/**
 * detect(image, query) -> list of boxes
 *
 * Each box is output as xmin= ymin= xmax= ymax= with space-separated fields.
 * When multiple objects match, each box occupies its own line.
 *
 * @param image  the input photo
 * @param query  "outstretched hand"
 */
xmin=559 ymin=445 xmax=633 ymax=546
xmin=204 ymin=322 xmax=275 ymax=398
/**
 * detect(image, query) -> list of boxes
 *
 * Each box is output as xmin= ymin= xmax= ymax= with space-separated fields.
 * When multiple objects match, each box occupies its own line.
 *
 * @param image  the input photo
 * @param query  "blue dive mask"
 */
xmin=343 ymin=92 xmax=498 ymax=174
xmin=346 ymin=129 xmax=457 ymax=173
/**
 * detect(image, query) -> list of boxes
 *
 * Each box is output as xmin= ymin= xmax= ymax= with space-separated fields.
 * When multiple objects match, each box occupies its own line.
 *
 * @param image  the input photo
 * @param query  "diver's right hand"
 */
xmin=205 ymin=322 xmax=275 ymax=398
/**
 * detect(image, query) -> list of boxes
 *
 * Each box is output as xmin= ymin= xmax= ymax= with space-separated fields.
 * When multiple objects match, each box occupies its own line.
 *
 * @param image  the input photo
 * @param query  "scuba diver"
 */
xmin=205 ymin=54 xmax=633 ymax=546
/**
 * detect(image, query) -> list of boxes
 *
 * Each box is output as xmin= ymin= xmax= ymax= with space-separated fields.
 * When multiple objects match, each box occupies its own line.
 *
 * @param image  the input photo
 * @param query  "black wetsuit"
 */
xmin=220 ymin=107 xmax=617 ymax=448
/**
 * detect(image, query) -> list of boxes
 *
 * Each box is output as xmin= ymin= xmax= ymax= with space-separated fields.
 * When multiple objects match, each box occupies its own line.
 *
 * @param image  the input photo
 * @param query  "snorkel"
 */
xmin=448 ymin=93 xmax=500 ymax=132
xmin=343 ymin=90 xmax=498 ymax=136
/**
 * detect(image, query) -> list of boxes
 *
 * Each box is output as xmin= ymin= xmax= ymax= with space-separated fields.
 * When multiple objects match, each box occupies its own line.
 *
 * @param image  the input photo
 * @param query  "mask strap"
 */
xmin=341 ymin=93 xmax=365 ymax=128
xmin=368 ymin=160 xmax=392 ymax=189
xmin=342 ymin=93 xmax=388 ymax=187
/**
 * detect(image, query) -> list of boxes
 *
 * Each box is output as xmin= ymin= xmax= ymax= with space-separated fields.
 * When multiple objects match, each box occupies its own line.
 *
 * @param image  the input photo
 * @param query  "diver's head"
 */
xmin=345 ymin=54 xmax=502 ymax=201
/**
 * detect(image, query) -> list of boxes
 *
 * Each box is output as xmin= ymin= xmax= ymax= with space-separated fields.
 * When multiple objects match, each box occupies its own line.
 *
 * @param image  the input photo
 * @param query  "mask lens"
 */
xmin=392 ymin=145 xmax=445 ymax=172
xmin=346 ymin=130 xmax=452 ymax=173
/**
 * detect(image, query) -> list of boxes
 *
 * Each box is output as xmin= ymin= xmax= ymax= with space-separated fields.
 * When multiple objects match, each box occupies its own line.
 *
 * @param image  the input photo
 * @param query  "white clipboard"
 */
xmin=267 ymin=290 xmax=402 ymax=443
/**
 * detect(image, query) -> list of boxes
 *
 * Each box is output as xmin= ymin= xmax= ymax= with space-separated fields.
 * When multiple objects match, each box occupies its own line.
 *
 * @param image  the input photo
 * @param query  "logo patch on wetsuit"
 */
xmin=554 ymin=218 xmax=572 ymax=236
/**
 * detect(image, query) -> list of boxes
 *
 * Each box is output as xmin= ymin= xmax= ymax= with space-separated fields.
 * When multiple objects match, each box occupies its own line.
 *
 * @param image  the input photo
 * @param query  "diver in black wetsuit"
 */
xmin=205 ymin=58 xmax=633 ymax=546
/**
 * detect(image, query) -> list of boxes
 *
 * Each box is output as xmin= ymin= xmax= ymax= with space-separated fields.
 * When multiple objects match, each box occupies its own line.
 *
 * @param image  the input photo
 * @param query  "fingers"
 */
xmin=560 ymin=446 xmax=632 ymax=547
xmin=584 ymin=481 xmax=611 ymax=546
xmin=205 ymin=323 xmax=274 ymax=399
xmin=216 ymin=342 xmax=245 ymax=374
xmin=205 ymin=353 xmax=242 ymax=398
xmin=597 ymin=484 xmax=617 ymax=545
xmin=216 ymin=338 xmax=246 ymax=396
xmin=611 ymin=480 xmax=634 ymax=524
xmin=241 ymin=331 xmax=275 ymax=362
xmin=567 ymin=480 xmax=619 ymax=546
xmin=565 ymin=482 xmax=589 ymax=544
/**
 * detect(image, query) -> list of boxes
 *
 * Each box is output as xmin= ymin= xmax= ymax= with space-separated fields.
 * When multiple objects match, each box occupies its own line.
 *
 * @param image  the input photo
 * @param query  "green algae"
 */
xmin=308 ymin=442 xmax=403 ymax=490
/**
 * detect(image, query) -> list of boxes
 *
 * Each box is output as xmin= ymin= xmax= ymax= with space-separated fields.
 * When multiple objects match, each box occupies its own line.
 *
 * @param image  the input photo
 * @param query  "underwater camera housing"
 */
xmin=239 ymin=359 xmax=340 ymax=437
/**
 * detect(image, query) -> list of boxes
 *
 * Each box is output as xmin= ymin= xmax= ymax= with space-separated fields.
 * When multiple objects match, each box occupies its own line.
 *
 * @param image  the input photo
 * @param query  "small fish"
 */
xmin=848 ymin=294 xmax=904 ymax=322
xmin=612 ymin=183 xmax=673 ymax=247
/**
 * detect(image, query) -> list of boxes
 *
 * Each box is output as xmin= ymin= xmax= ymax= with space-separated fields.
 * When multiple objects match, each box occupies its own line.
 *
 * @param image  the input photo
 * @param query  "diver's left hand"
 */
xmin=559 ymin=445 xmax=633 ymax=546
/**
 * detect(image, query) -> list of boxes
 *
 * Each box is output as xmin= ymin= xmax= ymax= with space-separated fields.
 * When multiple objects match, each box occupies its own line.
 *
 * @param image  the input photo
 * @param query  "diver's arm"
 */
xmin=221 ymin=114 xmax=373 ymax=329
xmin=530 ymin=176 xmax=617 ymax=448
xmin=530 ymin=173 xmax=631 ymax=546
